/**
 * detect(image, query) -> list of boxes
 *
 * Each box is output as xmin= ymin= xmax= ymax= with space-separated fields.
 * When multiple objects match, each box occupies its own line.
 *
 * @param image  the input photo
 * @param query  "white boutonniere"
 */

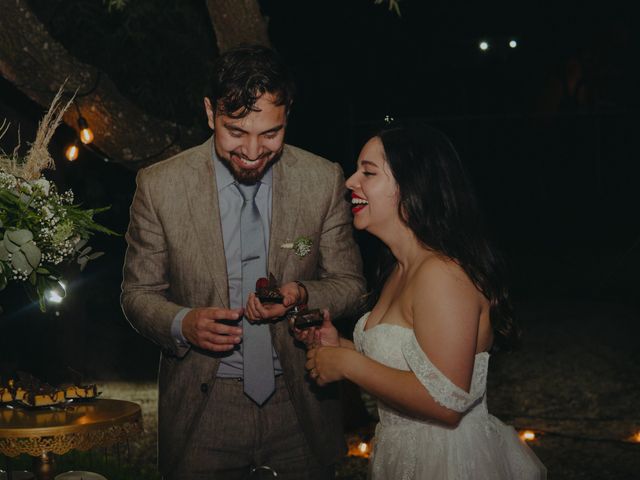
xmin=281 ymin=236 xmax=313 ymax=258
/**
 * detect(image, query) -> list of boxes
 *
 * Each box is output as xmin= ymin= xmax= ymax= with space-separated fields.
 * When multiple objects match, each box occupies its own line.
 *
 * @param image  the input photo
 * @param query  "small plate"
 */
xmin=54 ymin=472 xmax=107 ymax=480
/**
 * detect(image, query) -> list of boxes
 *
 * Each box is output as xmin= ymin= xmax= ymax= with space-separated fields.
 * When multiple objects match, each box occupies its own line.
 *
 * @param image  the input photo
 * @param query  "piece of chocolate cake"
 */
xmin=255 ymin=273 xmax=284 ymax=304
xmin=63 ymin=383 xmax=98 ymax=400
xmin=288 ymin=305 xmax=323 ymax=330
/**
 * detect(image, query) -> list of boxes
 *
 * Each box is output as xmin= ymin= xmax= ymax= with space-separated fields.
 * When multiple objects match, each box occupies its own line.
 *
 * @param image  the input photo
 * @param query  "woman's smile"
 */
xmin=351 ymin=192 xmax=369 ymax=214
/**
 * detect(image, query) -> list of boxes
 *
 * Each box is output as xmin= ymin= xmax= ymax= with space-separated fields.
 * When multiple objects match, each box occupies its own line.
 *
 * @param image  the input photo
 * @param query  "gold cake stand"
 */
xmin=0 ymin=399 xmax=143 ymax=480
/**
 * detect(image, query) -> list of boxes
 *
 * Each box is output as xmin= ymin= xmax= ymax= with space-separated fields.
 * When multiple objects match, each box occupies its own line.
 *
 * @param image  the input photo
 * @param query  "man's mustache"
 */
xmin=230 ymin=150 xmax=273 ymax=162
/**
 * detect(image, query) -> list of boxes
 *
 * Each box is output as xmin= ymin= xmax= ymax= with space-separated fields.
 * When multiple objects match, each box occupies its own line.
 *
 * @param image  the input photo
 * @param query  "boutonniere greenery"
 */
xmin=280 ymin=236 xmax=312 ymax=258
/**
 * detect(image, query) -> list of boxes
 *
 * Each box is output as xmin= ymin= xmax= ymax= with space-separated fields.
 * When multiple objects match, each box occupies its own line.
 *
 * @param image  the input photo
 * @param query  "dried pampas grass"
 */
xmin=0 ymin=83 xmax=74 ymax=180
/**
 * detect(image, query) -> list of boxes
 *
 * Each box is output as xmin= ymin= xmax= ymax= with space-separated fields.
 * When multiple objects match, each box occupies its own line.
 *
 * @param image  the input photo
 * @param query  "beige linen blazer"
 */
xmin=121 ymin=137 xmax=366 ymax=475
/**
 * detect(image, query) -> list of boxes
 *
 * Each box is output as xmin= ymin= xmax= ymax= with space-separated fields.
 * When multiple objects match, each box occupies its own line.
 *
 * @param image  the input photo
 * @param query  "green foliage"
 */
xmin=374 ymin=0 xmax=402 ymax=17
xmin=0 ymin=171 xmax=116 ymax=312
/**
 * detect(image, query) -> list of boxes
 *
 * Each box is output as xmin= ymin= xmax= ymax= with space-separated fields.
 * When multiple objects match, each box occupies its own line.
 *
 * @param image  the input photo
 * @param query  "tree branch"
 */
xmin=0 ymin=0 xmax=203 ymax=168
xmin=206 ymin=0 xmax=270 ymax=53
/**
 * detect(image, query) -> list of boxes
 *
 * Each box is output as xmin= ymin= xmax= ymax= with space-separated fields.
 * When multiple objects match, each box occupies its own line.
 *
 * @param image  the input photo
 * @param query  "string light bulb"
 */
xmin=65 ymin=142 xmax=79 ymax=161
xmin=519 ymin=430 xmax=536 ymax=441
xmin=77 ymin=116 xmax=94 ymax=144
xmin=73 ymin=100 xmax=94 ymax=144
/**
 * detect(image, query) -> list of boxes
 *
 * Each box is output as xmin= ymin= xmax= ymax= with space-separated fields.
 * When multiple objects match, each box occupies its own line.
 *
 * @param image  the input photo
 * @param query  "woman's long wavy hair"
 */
xmin=370 ymin=123 xmax=519 ymax=350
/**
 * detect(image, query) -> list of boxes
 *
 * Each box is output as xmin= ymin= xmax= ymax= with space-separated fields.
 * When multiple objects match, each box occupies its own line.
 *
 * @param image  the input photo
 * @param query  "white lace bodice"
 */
xmin=353 ymin=312 xmax=490 ymax=426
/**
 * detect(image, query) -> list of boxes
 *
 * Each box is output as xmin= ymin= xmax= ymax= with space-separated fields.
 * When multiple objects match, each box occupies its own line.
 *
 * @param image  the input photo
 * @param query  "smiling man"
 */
xmin=122 ymin=45 xmax=365 ymax=480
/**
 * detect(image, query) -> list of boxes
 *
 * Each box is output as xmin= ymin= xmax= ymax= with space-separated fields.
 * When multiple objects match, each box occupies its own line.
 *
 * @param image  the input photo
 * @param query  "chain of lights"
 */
xmin=64 ymin=101 xmax=94 ymax=161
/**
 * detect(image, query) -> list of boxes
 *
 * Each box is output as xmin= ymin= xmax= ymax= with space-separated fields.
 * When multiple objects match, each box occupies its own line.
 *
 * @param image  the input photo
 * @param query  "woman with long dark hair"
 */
xmin=300 ymin=124 xmax=546 ymax=479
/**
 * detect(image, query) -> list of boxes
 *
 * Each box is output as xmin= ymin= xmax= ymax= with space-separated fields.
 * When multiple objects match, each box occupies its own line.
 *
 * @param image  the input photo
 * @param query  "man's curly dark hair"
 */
xmin=208 ymin=45 xmax=295 ymax=119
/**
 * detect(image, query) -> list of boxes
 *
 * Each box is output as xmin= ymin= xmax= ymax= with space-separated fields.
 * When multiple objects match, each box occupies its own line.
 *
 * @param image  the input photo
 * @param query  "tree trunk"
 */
xmin=206 ymin=0 xmax=271 ymax=52
xmin=0 ymin=0 xmax=202 ymax=168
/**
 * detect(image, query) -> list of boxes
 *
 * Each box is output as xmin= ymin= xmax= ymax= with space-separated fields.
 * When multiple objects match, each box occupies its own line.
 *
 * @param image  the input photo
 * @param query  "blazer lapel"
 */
xmin=269 ymin=147 xmax=303 ymax=354
xmin=268 ymin=146 xmax=302 ymax=280
xmin=183 ymin=137 xmax=229 ymax=308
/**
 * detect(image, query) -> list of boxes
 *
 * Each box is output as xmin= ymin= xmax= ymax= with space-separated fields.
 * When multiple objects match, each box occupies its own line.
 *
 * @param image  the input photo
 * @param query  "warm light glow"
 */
xmin=65 ymin=144 xmax=79 ymax=161
xmin=479 ymin=41 xmax=489 ymax=51
xmin=347 ymin=437 xmax=371 ymax=458
xmin=509 ymin=39 xmax=518 ymax=48
xmin=630 ymin=431 xmax=640 ymax=443
xmin=519 ymin=430 xmax=536 ymax=441
xmin=80 ymin=127 xmax=94 ymax=144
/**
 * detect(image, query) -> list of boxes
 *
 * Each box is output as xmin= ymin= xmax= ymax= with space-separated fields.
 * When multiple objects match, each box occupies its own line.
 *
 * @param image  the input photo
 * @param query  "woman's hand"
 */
xmin=305 ymin=346 xmax=352 ymax=386
xmin=291 ymin=309 xmax=341 ymax=348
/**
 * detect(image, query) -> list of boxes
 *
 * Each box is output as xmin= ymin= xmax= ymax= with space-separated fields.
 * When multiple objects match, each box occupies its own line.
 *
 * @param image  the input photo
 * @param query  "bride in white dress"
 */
xmin=300 ymin=124 xmax=546 ymax=479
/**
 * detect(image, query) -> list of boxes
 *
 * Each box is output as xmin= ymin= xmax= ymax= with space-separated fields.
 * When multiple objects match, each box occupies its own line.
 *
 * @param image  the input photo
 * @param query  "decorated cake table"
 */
xmin=0 ymin=399 xmax=142 ymax=480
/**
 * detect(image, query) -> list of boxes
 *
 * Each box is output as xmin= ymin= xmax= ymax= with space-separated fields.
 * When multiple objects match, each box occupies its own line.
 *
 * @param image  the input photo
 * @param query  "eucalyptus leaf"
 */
xmin=3 ymin=236 xmax=20 ymax=253
xmin=6 ymin=229 xmax=33 ymax=245
xmin=36 ymin=267 xmax=50 ymax=274
xmin=88 ymin=252 xmax=104 ymax=260
xmin=21 ymin=242 xmax=42 ymax=269
xmin=80 ymin=247 xmax=92 ymax=256
xmin=78 ymin=256 xmax=88 ymax=271
xmin=0 ymin=243 xmax=9 ymax=261
xmin=74 ymin=238 xmax=88 ymax=252
xmin=29 ymin=270 xmax=37 ymax=286
xmin=10 ymin=250 xmax=34 ymax=275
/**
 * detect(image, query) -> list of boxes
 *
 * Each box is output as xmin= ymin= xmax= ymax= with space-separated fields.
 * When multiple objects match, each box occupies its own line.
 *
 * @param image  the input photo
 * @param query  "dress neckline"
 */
xmin=357 ymin=311 xmax=491 ymax=358
xmin=361 ymin=311 xmax=412 ymax=333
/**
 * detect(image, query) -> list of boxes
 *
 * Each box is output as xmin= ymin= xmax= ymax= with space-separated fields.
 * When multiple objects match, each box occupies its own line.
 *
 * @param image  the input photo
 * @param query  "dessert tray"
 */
xmin=0 ymin=373 xmax=99 ymax=409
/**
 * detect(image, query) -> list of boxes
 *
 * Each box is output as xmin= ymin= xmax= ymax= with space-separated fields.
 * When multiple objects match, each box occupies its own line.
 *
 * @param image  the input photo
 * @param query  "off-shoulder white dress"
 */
xmin=354 ymin=312 xmax=547 ymax=480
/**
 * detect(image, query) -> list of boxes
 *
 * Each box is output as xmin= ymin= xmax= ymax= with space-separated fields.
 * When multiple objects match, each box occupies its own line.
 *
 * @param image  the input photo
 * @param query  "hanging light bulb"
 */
xmin=77 ymin=116 xmax=94 ymax=144
xmin=65 ymin=142 xmax=79 ymax=161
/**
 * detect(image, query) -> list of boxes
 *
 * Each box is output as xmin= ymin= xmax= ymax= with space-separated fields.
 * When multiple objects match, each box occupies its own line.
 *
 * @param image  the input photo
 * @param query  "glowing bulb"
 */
xmin=479 ymin=41 xmax=489 ymax=51
xmin=45 ymin=281 xmax=66 ymax=304
xmin=80 ymin=127 xmax=94 ymax=144
xmin=509 ymin=40 xmax=518 ymax=48
xmin=358 ymin=442 xmax=368 ymax=453
xmin=65 ymin=144 xmax=79 ymax=161
xmin=519 ymin=430 xmax=536 ymax=441
xmin=77 ymin=116 xmax=94 ymax=144
xmin=630 ymin=432 xmax=640 ymax=443
xmin=45 ymin=289 xmax=63 ymax=304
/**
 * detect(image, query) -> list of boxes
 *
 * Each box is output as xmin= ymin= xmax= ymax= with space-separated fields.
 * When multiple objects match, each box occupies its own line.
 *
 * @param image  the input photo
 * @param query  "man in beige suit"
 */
xmin=121 ymin=45 xmax=365 ymax=479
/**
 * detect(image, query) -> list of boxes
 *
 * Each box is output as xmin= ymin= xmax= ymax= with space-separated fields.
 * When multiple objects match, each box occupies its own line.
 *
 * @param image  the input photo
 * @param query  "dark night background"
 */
xmin=1 ymin=0 xmax=638 ymax=376
xmin=1 ymin=1 xmax=639 ymax=477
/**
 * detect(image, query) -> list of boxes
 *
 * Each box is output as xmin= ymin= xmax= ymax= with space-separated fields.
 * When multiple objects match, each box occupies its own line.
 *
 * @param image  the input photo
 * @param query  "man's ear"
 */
xmin=204 ymin=97 xmax=216 ymax=130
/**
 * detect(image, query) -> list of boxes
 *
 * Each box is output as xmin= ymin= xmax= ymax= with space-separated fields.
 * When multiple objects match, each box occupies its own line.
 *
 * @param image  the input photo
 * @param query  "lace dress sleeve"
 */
xmin=402 ymin=334 xmax=488 ymax=413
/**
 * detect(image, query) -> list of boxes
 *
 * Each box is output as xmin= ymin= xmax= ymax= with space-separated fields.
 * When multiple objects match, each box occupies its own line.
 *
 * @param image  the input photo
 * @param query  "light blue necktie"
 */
xmin=236 ymin=182 xmax=275 ymax=405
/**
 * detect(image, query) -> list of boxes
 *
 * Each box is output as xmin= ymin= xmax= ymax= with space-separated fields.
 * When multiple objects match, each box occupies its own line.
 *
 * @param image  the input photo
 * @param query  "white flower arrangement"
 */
xmin=0 ymin=86 xmax=115 ymax=312
xmin=280 ymin=236 xmax=313 ymax=258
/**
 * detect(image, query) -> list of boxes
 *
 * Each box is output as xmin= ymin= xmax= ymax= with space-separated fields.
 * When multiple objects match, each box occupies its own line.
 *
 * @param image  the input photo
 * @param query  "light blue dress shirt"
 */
xmin=171 ymin=145 xmax=282 ymax=377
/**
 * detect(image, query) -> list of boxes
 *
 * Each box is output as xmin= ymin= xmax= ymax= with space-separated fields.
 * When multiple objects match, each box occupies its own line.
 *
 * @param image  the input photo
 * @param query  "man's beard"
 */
xmin=216 ymin=147 xmax=283 ymax=185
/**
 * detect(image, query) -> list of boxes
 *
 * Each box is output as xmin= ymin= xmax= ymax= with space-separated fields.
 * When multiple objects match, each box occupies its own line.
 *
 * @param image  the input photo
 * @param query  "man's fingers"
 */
xmin=202 ymin=341 xmax=236 ymax=352
xmin=201 ymin=307 xmax=243 ymax=321
xmin=211 ymin=322 xmax=242 ymax=336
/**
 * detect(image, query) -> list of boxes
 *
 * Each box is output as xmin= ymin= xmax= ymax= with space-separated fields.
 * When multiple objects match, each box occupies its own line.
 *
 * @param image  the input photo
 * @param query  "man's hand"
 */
xmin=245 ymin=281 xmax=307 ymax=323
xmin=182 ymin=307 xmax=243 ymax=352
